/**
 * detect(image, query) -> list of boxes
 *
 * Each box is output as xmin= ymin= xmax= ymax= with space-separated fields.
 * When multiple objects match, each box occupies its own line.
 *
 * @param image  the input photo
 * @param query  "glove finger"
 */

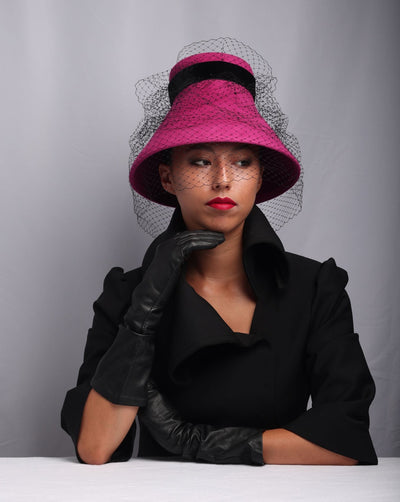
xmin=177 ymin=231 xmax=225 ymax=256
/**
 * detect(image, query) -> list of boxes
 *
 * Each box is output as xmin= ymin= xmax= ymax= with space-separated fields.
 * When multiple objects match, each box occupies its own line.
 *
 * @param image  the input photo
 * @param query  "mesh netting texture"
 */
xmin=128 ymin=38 xmax=303 ymax=237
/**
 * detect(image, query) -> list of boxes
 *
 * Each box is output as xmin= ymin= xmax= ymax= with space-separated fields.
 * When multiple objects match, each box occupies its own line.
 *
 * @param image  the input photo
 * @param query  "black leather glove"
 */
xmin=139 ymin=381 xmax=265 ymax=465
xmin=91 ymin=231 xmax=224 ymax=406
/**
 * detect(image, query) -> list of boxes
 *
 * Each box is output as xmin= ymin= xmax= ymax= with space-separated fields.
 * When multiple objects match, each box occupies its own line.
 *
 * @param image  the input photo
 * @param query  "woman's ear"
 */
xmin=159 ymin=164 xmax=176 ymax=195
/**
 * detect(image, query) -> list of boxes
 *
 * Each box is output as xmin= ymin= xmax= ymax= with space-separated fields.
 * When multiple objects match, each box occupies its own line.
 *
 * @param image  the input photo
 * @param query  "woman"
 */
xmin=61 ymin=38 xmax=377 ymax=466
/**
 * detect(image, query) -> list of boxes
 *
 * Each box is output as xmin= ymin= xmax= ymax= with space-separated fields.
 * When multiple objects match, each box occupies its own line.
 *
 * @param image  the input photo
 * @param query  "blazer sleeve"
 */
xmin=283 ymin=258 xmax=378 ymax=464
xmin=60 ymin=266 xmax=142 ymax=463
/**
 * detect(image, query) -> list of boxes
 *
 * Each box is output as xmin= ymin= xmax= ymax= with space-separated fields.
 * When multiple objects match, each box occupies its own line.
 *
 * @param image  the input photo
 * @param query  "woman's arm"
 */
xmin=138 ymin=382 xmax=264 ymax=465
xmin=262 ymin=429 xmax=357 ymax=465
xmin=138 ymin=382 xmax=358 ymax=466
xmin=282 ymin=259 xmax=377 ymax=465
xmin=62 ymin=232 xmax=225 ymax=465
xmin=61 ymin=268 xmax=142 ymax=465
xmin=77 ymin=389 xmax=139 ymax=465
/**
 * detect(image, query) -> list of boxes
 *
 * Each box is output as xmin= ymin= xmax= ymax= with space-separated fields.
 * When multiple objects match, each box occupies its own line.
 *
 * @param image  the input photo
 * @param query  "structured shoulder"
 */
xmin=286 ymin=253 xmax=348 ymax=286
xmin=286 ymin=252 xmax=321 ymax=274
xmin=102 ymin=266 xmax=142 ymax=290
xmin=285 ymin=252 xmax=322 ymax=289
xmin=94 ymin=266 xmax=143 ymax=326
xmin=286 ymin=254 xmax=351 ymax=332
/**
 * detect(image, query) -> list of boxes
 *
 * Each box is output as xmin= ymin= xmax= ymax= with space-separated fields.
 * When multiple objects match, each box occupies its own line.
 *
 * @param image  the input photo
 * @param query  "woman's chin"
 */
xmin=180 ymin=205 xmax=252 ymax=235
xmin=187 ymin=219 xmax=245 ymax=237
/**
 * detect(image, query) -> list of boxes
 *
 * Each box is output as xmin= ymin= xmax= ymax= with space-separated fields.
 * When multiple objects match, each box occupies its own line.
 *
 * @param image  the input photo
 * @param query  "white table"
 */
xmin=0 ymin=457 xmax=398 ymax=501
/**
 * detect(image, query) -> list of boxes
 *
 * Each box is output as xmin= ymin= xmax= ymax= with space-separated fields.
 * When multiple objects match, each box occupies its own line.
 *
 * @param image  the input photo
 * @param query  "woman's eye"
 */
xmin=191 ymin=159 xmax=211 ymax=167
xmin=236 ymin=158 xmax=252 ymax=167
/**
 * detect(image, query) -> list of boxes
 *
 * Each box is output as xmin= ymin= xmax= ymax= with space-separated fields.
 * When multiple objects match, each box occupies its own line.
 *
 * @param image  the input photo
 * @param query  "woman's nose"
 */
xmin=211 ymin=161 xmax=232 ymax=190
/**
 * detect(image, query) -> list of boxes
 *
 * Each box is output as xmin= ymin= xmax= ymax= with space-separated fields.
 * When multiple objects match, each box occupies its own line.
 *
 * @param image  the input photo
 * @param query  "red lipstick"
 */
xmin=206 ymin=197 xmax=237 ymax=210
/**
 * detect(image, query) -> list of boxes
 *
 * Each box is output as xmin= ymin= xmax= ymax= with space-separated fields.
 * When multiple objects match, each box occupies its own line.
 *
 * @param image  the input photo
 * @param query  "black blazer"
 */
xmin=61 ymin=206 xmax=377 ymax=464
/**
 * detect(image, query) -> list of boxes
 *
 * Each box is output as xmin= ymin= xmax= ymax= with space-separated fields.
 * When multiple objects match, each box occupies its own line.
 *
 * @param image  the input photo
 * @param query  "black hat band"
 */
xmin=168 ymin=61 xmax=256 ymax=105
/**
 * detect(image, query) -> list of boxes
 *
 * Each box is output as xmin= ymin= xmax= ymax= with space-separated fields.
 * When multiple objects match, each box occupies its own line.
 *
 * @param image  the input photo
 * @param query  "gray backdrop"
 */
xmin=1 ymin=0 xmax=399 ymax=457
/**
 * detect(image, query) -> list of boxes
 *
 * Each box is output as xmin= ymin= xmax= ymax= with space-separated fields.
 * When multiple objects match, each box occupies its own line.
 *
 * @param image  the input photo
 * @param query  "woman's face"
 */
xmin=159 ymin=142 xmax=262 ymax=235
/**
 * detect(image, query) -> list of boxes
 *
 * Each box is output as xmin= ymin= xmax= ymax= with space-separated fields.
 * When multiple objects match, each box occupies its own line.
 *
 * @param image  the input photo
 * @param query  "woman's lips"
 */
xmin=206 ymin=197 xmax=237 ymax=210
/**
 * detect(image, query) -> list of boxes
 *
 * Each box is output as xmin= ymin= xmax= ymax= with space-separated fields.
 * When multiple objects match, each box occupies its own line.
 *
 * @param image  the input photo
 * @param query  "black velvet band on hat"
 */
xmin=168 ymin=61 xmax=256 ymax=104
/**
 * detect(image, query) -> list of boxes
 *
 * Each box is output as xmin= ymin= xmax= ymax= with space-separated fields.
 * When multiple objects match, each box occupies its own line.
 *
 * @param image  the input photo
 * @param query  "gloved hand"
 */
xmin=139 ymin=381 xmax=265 ymax=465
xmin=91 ymin=230 xmax=224 ymax=406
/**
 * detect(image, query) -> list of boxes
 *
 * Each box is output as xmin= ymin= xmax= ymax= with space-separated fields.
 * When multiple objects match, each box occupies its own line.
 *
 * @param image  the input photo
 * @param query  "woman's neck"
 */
xmin=185 ymin=225 xmax=247 ymax=287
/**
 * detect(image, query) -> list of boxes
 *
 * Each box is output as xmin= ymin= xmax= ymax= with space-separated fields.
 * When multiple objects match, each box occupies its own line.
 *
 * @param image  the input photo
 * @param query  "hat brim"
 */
xmin=130 ymin=81 xmax=301 ymax=206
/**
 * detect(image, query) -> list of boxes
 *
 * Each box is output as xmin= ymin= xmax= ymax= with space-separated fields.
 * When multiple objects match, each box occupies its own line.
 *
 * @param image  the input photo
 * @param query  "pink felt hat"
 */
xmin=129 ymin=51 xmax=301 ymax=207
